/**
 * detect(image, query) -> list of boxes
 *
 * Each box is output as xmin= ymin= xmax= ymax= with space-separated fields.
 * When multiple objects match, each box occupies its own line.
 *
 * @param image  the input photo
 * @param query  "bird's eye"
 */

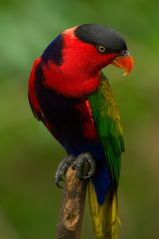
xmin=97 ymin=45 xmax=106 ymax=53
xmin=120 ymin=50 xmax=129 ymax=56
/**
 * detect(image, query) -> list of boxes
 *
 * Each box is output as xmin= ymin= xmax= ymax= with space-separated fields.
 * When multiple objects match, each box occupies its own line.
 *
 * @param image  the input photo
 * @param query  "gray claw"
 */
xmin=56 ymin=178 xmax=64 ymax=189
xmin=55 ymin=155 xmax=75 ymax=188
xmin=72 ymin=152 xmax=96 ymax=180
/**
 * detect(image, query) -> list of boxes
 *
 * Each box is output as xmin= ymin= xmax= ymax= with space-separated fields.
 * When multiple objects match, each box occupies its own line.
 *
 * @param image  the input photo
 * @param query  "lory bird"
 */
xmin=28 ymin=24 xmax=133 ymax=239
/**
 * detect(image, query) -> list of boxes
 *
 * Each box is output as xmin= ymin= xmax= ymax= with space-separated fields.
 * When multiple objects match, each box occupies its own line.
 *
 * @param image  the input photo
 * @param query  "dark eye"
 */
xmin=120 ymin=50 xmax=129 ymax=56
xmin=97 ymin=45 xmax=106 ymax=53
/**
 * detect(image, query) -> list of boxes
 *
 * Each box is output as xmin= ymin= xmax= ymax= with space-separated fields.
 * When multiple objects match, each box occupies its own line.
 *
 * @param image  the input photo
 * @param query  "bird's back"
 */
xmin=29 ymin=59 xmax=103 ymax=158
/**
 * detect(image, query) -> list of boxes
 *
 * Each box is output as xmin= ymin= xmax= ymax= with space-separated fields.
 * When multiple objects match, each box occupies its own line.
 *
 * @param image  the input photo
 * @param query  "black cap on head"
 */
xmin=75 ymin=24 xmax=127 ymax=53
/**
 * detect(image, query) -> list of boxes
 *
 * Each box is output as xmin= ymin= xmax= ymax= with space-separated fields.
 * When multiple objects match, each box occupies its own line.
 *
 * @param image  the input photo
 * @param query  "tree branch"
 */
xmin=56 ymin=161 xmax=89 ymax=239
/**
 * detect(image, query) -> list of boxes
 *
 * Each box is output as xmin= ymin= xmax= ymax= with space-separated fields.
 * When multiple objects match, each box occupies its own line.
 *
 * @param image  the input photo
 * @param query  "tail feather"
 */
xmin=88 ymin=181 xmax=120 ymax=239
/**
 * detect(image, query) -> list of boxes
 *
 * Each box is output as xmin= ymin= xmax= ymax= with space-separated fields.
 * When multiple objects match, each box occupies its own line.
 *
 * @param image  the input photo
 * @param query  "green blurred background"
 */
xmin=0 ymin=0 xmax=159 ymax=238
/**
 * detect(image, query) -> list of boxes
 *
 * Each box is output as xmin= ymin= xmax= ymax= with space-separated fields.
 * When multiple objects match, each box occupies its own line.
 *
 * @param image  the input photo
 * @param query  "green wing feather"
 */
xmin=88 ymin=72 xmax=125 ymax=187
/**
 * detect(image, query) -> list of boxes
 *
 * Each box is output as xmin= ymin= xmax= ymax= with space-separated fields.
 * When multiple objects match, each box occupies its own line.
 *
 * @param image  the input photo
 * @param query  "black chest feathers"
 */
xmin=35 ymin=64 xmax=86 ymax=141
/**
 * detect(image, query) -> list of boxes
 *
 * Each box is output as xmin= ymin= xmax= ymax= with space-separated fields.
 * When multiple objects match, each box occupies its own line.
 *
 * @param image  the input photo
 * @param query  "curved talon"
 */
xmin=55 ymin=153 xmax=96 ymax=186
xmin=55 ymin=155 xmax=75 ymax=188
xmin=72 ymin=152 xmax=96 ymax=180
xmin=56 ymin=178 xmax=64 ymax=189
xmin=85 ymin=155 xmax=96 ymax=178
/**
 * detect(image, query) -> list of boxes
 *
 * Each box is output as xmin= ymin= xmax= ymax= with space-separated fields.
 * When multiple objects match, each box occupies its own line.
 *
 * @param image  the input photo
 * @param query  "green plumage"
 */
xmin=88 ymin=72 xmax=125 ymax=188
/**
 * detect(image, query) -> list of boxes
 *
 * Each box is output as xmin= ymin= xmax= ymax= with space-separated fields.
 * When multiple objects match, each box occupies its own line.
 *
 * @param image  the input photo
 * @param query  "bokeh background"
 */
xmin=0 ymin=0 xmax=159 ymax=238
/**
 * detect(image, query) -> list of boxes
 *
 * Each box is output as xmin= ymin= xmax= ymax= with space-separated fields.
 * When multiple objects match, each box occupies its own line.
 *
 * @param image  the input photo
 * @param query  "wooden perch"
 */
xmin=57 ymin=161 xmax=89 ymax=239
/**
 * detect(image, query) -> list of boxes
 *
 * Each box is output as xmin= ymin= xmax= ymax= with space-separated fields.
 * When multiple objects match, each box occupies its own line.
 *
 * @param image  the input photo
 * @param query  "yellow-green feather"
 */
xmin=88 ymin=182 xmax=120 ymax=239
xmin=88 ymin=72 xmax=124 ymax=239
xmin=88 ymin=72 xmax=124 ymax=187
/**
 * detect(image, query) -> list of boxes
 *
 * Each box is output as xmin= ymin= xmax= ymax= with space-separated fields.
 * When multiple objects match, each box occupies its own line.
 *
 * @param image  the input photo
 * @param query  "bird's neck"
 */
xmin=41 ymin=59 xmax=100 ymax=98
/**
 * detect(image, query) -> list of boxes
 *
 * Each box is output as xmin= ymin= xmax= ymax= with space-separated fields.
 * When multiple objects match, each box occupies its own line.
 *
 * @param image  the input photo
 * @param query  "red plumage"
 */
xmin=28 ymin=24 xmax=133 ymax=239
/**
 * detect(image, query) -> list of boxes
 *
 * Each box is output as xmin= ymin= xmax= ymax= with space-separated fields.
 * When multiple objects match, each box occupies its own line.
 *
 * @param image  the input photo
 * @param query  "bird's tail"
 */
xmin=88 ymin=181 xmax=120 ymax=239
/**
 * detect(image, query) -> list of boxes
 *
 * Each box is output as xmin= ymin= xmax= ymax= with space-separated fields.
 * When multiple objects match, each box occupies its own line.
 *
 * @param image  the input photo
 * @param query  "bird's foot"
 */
xmin=72 ymin=152 xmax=96 ymax=180
xmin=55 ymin=152 xmax=96 ymax=188
xmin=55 ymin=155 xmax=75 ymax=188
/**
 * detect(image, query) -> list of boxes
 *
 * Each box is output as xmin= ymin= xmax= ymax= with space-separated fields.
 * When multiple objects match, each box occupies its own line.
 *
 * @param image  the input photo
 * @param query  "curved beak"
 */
xmin=112 ymin=51 xmax=133 ymax=76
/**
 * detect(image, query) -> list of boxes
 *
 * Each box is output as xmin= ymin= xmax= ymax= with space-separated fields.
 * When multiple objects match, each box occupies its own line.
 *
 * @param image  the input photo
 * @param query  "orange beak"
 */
xmin=112 ymin=52 xmax=133 ymax=76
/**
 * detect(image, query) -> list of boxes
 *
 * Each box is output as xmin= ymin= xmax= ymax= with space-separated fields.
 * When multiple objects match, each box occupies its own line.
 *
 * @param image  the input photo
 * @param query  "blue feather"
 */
xmin=41 ymin=34 xmax=63 ymax=65
xmin=63 ymin=140 xmax=111 ymax=205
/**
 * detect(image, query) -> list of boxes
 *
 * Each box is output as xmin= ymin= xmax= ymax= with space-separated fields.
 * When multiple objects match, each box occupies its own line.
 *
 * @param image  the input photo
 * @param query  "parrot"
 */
xmin=28 ymin=24 xmax=133 ymax=239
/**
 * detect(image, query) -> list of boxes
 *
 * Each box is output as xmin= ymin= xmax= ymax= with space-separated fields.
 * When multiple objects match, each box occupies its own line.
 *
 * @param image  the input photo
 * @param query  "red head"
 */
xmin=40 ymin=24 xmax=133 ymax=98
